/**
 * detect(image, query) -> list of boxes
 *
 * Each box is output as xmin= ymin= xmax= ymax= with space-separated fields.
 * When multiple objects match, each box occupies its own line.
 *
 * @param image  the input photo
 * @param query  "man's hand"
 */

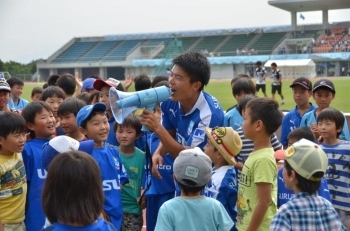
xmin=152 ymin=152 xmax=163 ymax=179
xmin=140 ymin=109 xmax=161 ymax=132
xmin=124 ymin=74 xmax=134 ymax=92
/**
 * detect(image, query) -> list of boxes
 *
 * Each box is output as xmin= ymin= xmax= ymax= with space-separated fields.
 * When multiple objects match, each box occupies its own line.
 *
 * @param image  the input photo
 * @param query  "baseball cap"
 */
xmin=93 ymin=78 xmax=121 ymax=91
xmin=289 ymin=77 xmax=312 ymax=91
xmin=205 ymin=127 xmax=242 ymax=165
xmin=174 ymin=147 xmax=212 ymax=188
xmin=274 ymin=139 xmax=328 ymax=181
xmin=76 ymin=103 xmax=106 ymax=127
xmin=313 ymin=79 xmax=336 ymax=93
xmin=82 ymin=78 xmax=96 ymax=92
xmin=0 ymin=78 xmax=11 ymax=92
xmin=42 ymin=136 xmax=94 ymax=170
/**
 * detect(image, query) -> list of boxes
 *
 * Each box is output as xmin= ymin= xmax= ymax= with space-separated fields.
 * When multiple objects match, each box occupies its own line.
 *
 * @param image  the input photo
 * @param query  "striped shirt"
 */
xmin=320 ymin=141 xmax=350 ymax=211
xmin=270 ymin=192 xmax=346 ymax=231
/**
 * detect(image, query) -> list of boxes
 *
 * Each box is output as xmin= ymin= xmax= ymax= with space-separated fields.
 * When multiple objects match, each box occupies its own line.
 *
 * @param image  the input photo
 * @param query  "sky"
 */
xmin=1 ymin=0 xmax=349 ymax=63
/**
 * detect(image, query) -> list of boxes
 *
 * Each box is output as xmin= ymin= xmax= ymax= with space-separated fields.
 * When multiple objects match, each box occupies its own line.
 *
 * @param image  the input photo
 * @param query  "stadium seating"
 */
xmin=102 ymin=40 xmax=143 ymax=61
xmin=294 ymin=30 xmax=319 ymax=39
xmin=53 ymin=41 xmax=98 ymax=63
xmin=216 ymin=34 xmax=256 ymax=56
xmin=313 ymin=27 xmax=348 ymax=53
xmin=79 ymin=41 xmax=120 ymax=62
xmin=181 ymin=37 xmax=201 ymax=51
xmin=190 ymin=36 xmax=227 ymax=53
xmin=250 ymin=32 xmax=287 ymax=55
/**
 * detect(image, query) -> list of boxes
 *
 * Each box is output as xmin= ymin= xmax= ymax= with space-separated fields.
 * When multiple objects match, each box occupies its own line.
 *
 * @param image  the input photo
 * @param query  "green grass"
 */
xmin=22 ymin=77 xmax=350 ymax=112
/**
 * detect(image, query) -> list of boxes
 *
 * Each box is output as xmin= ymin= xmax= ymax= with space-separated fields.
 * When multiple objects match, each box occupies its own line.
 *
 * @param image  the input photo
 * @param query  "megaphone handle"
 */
xmin=141 ymin=103 xmax=156 ymax=132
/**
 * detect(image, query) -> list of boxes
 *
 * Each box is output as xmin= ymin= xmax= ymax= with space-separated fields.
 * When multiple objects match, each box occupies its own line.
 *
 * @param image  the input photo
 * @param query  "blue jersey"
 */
xmin=45 ymin=218 xmax=116 ymax=231
xmin=300 ymin=109 xmax=350 ymax=141
xmin=224 ymin=107 xmax=243 ymax=130
xmin=145 ymin=132 xmax=175 ymax=196
xmin=106 ymin=116 xmax=118 ymax=146
xmin=320 ymin=141 xmax=350 ymax=211
xmin=91 ymin=144 xmax=129 ymax=230
xmin=161 ymin=91 xmax=224 ymax=149
xmin=22 ymin=138 xmax=50 ymax=231
xmin=277 ymin=167 xmax=331 ymax=208
xmin=8 ymin=97 xmax=29 ymax=110
xmin=280 ymin=104 xmax=316 ymax=146
xmin=204 ymin=166 xmax=238 ymax=231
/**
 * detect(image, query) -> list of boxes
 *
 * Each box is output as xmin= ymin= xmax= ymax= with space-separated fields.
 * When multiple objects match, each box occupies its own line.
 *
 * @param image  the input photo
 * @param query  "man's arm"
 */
xmin=246 ymin=183 xmax=272 ymax=231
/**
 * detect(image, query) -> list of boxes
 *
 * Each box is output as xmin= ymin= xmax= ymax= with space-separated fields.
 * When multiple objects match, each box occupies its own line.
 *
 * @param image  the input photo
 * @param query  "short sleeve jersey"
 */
xmin=224 ymin=107 xmax=243 ymax=130
xmin=272 ymin=69 xmax=281 ymax=85
xmin=236 ymin=148 xmax=278 ymax=231
xmin=161 ymin=91 xmax=224 ymax=149
xmin=8 ymin=98 xmax=29 ymax=110
xmin=255 ymin=67 xmax=267 ymax=84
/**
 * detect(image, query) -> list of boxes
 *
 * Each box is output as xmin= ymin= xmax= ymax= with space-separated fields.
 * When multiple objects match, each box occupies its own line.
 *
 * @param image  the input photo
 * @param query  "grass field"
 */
xmin=22 ymin=77 xmax=350 ymax=112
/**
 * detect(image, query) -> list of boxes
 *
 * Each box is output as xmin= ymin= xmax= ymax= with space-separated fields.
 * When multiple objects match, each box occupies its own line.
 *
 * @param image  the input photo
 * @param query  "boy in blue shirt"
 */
xmin=280 ymin=77 xmax=315 ymax=148
xmin=317 ymin=108 xmax=350 ymax=227
xmin=274 ymin=127 xmax=331 ymax=208
xmin=224 ymin=75 xmax=256 ymax=130
xmin=300 ymin=78 xmax=350 ymax=141
xmin=204 ymin=127 xmax=242 ymax=231
xmin=6 ymin=77 xmax=29 ymax=110
xmin=21 ymin=101 xmax=57 ymax=231
xmin=155 ymin=148 xmax=234 ymax=231
xmin=77 ymin=103 xmax=128 ymax=230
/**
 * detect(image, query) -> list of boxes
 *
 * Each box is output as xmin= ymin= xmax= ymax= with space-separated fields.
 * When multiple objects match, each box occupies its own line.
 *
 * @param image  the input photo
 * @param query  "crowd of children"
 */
xmin=0 ymin=51 xmax=349 ymax=231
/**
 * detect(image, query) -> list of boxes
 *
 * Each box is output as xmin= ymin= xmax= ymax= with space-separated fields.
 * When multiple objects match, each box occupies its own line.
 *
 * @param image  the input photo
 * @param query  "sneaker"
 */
xmin=281 ymin=100 xmax=285 ymax=105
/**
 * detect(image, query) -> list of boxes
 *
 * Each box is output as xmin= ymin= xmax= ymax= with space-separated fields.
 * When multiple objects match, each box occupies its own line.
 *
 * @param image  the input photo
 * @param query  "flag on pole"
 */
xmin=300 ymin=14 xmax=305 ymax=20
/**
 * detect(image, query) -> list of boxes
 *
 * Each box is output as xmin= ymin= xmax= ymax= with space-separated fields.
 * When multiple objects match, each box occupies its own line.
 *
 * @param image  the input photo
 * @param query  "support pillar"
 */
xmin=291 ymin=11 xmax=297 ymax=32
xmin=322 ymin=10 xmax=329 ymax=29
xmin=99 ymin=67 xmax=106 ymax=79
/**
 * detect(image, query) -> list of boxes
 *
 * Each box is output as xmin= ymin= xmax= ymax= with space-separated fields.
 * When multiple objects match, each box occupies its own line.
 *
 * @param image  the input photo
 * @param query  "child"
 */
xmin=274 ymin=127 xmax=331 ymax=208
xmin=6 ymin=77 xmax=29 ymax=110
xmin=57 ymin=98 xmax=87 ymax=141
xmin=76 ymin=92 xmax=91 ymax=105
xmin=317 ymin=108 xmax=350 ymax=227
xmin=40 ymin=86 xmax=66 ymax=136
xmin=21 ymin=102 xmax=56 ymax=231
xmin=81 ymin=78 xmax=96 ymax=93
xmin=300 ymin=78 xmax=350 ymax=141
xmin=270 ymin=139 xmax=344 ymax=230
xmin=237 ymin=97 xmax=282 ymax=231
xmin=31 ymin=87 xmax=43 ymax=102
xmin=0 ymin=112 xmax=27 ymax=231
xmin=56 ymin=74 xmax=76 ymax=98
xmin=114 ymin=114 xmax=145 ymax=231
xmin=134 ymin=74 xmax=151 ymax=91
xmin=0 ymin=79 xmax=14 ymax=112
xmin=224 ymin=75 xmax=256 ymax=130
xmin=280 ymin=77 xmax=315 ymax=148
xmin=155 ymin=148 xmax=234 ymax=231
xmin=93 ymin=78 xmax=125 ymax=146
xmin=42 ymin=151 xmax=117 ymax=231
xmin=204 ymin=127 xmax=242 ymax=231
xmin=77 ymin=102 xmax=129 ymax=230
xmin=89 ymin=90 xmax=100 ymax=105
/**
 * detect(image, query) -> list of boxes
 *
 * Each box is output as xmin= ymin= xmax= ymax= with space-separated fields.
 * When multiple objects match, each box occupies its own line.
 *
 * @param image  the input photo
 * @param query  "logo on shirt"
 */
xmin=102 ymin=179 xmax=120 ymax=191
xmin=169 ymin=108 xmax=177 ymax=117
xmin=37 ymin=169 xmax=48 ymax=179
xmin=192 ymin=128 xmax=205 ymax=143
xmin=188 ymin=120 xmax=195 ymax=135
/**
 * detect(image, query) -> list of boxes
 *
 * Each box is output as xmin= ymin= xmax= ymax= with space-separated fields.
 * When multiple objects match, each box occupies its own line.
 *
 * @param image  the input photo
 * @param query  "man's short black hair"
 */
xmin=57 ymin=98 xmax=86 ymax=117
xmin=0 ymin=112 xmax=27 ymax=139
xmin=134 ymin=74 xmax=151 ymax=91
xmin=285 ymin=160 xmax=323 ymax=195
xmin=256 ymin=61 xmax=262 ymax=66
xmin=288 ymin=127 xmax=316 ymax=143
xmin=31 ymin=87 xmax=43 ymax=97
xmin=151 ymin=75 xmax=169 ymax=88
xmin=114 ymin=114 xmax=142 ymax=136
xmin=231 ymin=75 xmax=256 ymax=96
xmin=271 ymin=62 xmax=277 ymax=67
xmin=238 ymin=94 xmax=258 ymax=116
xmin=246 ymin=98 xmax=282 ymax=135
xmin=40 ymin=86 xmax=65 ymax=101
xmin=47 ymin=74 xmax=60 ymax=86
xmin=172 ymin=51 xmax=210 ymax=91
xmin=56 ymin=74 xmax=76 ymax=96
xmin=7 ymin=77 xmax=24 ymax=88
xmin=317 ymin=108 xmax=344 ymax=138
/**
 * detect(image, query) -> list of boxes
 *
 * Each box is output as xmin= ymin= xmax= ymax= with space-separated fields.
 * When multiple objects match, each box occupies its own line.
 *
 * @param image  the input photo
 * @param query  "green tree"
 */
xmin=0 ymin=59 xmax=6 ymax=72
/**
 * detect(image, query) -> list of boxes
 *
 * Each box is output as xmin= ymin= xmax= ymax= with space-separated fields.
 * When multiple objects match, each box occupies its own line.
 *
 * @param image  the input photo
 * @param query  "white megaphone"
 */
xmin=109 ymin=86 xmax=171 ymax=130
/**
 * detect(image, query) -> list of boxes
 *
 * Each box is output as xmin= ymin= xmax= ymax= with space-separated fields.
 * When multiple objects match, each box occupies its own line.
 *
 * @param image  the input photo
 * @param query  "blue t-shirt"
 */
xmin=91 ymin=144 xmax=129 ymax=230
xmin=205 ymin=166 xmax=238 ymax=231
xmin=277 ymin=167 xmax=331 ymax=208
xmin=224 ymin=107 xmax=243 ymax=130
xmin=161 ymin=91 xmax=224 ymax=149
xmin=22 ymin=138 xmax=50 ymax=231
xmin=8 ymin=97 xmax=29 ymax=110
xmin=155 ymin=197 xmax=234 ymax=231
xmin=280 ymin=104 xmax=316 ymax=146
xmin=45 ymin=218 xmax=116 ymax=231
xmin=55 ymin=126 xmax=65 ymax=136
xmin=145 ymin=132 xmax=175 ymax=196
xmin=106 ymin=116 xmax=118 ymax=146
xmin=300 ymin=108 xmax=350 ymax=141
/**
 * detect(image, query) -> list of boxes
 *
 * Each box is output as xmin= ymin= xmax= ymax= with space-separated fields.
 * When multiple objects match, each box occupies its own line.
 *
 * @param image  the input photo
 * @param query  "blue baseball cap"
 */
xmin=76 ymin=103 xmax=106 ymax=127
xmin=42 ymin=136 xmax=94 ymax=171
xmin=82 ymin=78 xmax=96 ymax=92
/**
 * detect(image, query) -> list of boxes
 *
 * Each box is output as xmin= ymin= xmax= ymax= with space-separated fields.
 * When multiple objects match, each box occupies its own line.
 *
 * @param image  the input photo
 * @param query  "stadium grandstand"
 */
xmin=36 ymin=0 xmax=350 ymax=81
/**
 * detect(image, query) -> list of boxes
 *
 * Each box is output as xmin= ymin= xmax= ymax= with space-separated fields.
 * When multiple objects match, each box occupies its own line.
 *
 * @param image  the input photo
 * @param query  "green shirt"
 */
xmin=120 ymin=148 xmax=145 ymax=214
xmin=236 ymin=148 xmax=277 ymax=231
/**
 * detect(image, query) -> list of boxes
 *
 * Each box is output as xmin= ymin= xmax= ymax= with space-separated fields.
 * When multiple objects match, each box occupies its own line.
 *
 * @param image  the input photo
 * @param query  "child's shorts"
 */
xmin=2 ymin=222 xmax=25 ymax=231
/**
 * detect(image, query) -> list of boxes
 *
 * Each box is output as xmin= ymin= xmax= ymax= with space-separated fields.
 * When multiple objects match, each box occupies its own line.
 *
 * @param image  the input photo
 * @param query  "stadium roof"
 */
xmin=268 ymin=0 xmax=350 ymax=12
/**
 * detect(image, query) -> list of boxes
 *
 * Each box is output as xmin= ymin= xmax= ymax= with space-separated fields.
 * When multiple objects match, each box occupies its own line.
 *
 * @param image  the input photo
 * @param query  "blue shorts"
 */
xmin=146 ymin=192 xmax=174 ymax=231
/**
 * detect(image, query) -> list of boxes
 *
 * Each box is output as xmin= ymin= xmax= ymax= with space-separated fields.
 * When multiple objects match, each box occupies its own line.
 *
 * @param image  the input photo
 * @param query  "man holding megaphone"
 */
xmin=140 ymin=52 xmax=224 ymax=179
